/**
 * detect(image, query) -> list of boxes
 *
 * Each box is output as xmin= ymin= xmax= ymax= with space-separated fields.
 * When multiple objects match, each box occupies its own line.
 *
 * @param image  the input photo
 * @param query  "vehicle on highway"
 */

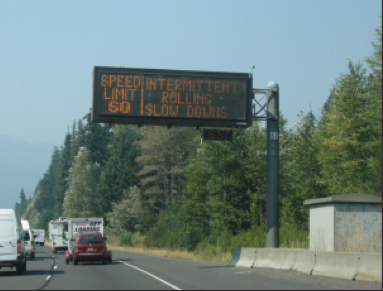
xmin=0 ymin=209 xmax=27 ymax=274
xmin=66 ymin=232 xmax=109 ymax=265
xmin=48 ymin=217 xmax=68 ymax=253
xmin=21 ymin=220 xmax=35 ymax=260
xmin=31 ymin=229 xmax=45 ymax=246
xmin=65 ymin=217 xmax=111 ymax=264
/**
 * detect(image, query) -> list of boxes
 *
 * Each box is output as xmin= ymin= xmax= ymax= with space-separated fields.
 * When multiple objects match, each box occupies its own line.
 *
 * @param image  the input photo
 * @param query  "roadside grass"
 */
xmin=105 ymin=225 xmax=309 ymax=262
xmin=106 ymin=236 xmax=232 ymax=262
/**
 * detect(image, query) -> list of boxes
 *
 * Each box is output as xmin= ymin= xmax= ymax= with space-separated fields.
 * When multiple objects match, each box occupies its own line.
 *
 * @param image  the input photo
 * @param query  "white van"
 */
xmin=0 ymin=209 xmax=27 ymax=274
xmin=31 ymin=229 xmax=45 ymax=246
xmin=21 ymin=220 xmax=35 ymax=260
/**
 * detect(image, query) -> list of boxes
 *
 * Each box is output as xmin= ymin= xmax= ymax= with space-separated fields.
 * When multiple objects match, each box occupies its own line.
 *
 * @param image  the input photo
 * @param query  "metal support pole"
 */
xmin=266 ymin=81 xmax=279 ymax=248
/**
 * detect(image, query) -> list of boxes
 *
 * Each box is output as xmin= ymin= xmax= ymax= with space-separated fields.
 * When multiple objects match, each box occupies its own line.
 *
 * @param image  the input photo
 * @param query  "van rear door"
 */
xmin=0 ymin=216 xmax=17 ymax=261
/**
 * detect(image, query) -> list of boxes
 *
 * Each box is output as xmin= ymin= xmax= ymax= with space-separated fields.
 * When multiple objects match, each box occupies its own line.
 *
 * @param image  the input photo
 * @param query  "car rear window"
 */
xmin=23 ymin=231 xmax=30 ymax=241
xmin=78 ymin=235 xmax=102 ymax=244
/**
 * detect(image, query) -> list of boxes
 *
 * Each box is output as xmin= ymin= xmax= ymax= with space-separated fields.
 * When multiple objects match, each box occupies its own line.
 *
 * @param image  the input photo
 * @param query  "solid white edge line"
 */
xmin=117 ymin=260 xmax=181 ymax=290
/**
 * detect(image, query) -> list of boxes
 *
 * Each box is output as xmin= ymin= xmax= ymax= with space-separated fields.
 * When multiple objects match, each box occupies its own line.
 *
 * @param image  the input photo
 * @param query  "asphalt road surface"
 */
xmin=0 ymin=246 xmax=381 ymax=290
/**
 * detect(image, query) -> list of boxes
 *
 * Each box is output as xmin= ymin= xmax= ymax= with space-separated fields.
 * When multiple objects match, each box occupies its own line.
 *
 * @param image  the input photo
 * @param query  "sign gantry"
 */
xmin=91 ymin=67 xmax=280 ymax=248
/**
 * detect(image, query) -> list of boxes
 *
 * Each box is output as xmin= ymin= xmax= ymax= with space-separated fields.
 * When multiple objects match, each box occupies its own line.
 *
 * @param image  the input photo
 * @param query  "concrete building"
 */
xmin=304 ymin=193 xmax=382 ymax=253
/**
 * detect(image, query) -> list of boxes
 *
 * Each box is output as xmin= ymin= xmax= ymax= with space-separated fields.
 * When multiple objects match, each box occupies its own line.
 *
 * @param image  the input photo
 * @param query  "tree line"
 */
xmin=18 ymin=22 xmax=381 ymax=252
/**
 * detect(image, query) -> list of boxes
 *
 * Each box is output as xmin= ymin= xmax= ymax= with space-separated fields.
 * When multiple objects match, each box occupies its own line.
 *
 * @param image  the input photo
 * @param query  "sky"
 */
xmin=0 ymin=0 xmax=381 ymax=146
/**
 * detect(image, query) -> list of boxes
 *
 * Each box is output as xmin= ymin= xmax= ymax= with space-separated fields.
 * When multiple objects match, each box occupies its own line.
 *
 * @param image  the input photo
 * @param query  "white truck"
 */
xmin=31 ymin=229 xmax=45 ymax=246
xmin=48 ymin=217 xmax=69 ymax=253
xmin=65 ymin=217 xmax=111 ymax=264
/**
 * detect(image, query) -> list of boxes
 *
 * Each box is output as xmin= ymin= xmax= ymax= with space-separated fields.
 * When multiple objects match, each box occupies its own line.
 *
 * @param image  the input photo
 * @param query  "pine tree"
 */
xmin=136 ymin=127 xmax=199 ymax=213
xmin=364 ymin=20 xmax=382 ymax=194
xmin=82 ymin=112 xmax=111 ymax=168
xmin=54 ymin=133 xmax=72 ymax=216
xmin=63 ymin=147 xmax=101 ymax=217
xmin=281 ymin=111 xmax=324 ymax=229
xmin=19 ymin=187 xmax=27 ymax=215
xmin=184 ymin=124 xmax=267 ymax=236
xmin=317 ymin=60 xmax=372 ymax=194
xmin=33 ymin=146 xmax=60 ymax=214
xmin=243 ymin=122 xmax=267 ymax=228
xmin=70 ymin=119 xmax=86 ymax=162
xmin=97 ymin=124 xmax=140 ymax=214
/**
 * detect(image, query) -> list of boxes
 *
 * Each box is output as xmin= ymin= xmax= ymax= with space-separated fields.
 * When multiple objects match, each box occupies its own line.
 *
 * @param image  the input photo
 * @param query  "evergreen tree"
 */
xmin=14 ymin=202 xmax=21 ymax=219
xmin=280 ymin=111 xmax=324 ymax=229
xmin=63 ymin=147 xmax=101 ymax=217
xmin=33 ymin=146 xmax=60 ymax=214
xmin=54 ymin=133 xmax=72 ymax=216
xmin=97 ymin=124 xmax=140 ymax=214
xmin=136 ymin=127 xmax=199 ymax=214
xmin=317 ymin=60 xmax=373 ymax=194
xmin=184 ymin=125 xmax=267 ymax=237
xmin=19 ymin=188 xmax=27 ymax=215
xmin=82 ymin=112 xmax=111 ymax=168
xmin=278 ymin=112 xmax=293 ymax=202
xmin=70 ymin=119 xmax=86 ymax=162
xmin=36 ymin=210 xmax=54 ymax=231
xmin=243 ymin=122 xmax=267 ymax=228
xmin=364 ymin=20 xmax=382 ymax=194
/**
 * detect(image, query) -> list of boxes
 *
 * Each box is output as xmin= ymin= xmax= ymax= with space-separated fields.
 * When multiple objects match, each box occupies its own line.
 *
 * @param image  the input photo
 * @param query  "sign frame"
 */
xmin=202 ymin=129 xmax=233 ymax=141
xmin=91 ymin=66 xmax=253 ymax=128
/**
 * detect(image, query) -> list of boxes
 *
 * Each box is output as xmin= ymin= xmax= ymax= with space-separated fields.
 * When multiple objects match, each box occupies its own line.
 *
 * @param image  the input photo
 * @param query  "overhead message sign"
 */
xmin=92 ymin=67 xmax=252 ymax=128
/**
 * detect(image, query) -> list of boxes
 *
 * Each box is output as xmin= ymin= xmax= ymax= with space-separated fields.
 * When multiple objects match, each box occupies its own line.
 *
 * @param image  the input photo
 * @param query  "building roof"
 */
xmin=304 ymin=193 xmax=382 ymax=206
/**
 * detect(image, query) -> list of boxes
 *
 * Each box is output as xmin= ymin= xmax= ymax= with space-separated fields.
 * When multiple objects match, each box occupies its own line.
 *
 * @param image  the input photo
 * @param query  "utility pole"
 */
xmin=266 ymin=81 xmax=279 ymax=248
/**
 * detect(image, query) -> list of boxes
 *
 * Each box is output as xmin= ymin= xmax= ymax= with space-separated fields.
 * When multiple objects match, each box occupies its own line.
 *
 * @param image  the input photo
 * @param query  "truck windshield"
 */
xmin=78 ymin=235 xmax=102 ymax=244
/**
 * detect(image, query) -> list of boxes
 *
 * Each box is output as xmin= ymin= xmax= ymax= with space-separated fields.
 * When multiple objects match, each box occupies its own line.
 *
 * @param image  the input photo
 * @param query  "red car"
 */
xmin=66 ymin=232 xmax=110 ymax=265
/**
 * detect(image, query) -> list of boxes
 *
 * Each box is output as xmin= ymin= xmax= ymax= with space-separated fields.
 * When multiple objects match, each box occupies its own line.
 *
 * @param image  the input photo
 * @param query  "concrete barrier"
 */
xmin=291 ymin=250 xmax=316 ymax=275
xmin=229 ymin=247 xmax=257 ymax=268
xmin=355 ymin=253 xmax=382 ymax=283
xmin=312 ymin=251 xmax=359 ymax=280
xmin=252 ymin=248 xmax=299 ymax=270
xmin=229 ymin=248 xmax=241 ymax=267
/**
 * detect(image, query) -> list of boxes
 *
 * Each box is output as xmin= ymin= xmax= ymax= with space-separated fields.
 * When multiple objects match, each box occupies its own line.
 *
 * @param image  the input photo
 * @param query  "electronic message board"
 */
xmin=202 ymin=129 xmax=233 ymax=141
xmin=92 ymin=67 xmax=252 ymax=128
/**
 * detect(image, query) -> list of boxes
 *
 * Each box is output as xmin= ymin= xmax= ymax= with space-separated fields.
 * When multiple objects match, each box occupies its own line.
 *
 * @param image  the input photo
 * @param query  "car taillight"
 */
xmin=17 ymin=239 xmax=21 ymax=253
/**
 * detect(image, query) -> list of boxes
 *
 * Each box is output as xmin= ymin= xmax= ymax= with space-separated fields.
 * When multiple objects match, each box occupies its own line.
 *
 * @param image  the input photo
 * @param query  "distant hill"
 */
xmin=0 ymin=134 xmax=54 ymax=209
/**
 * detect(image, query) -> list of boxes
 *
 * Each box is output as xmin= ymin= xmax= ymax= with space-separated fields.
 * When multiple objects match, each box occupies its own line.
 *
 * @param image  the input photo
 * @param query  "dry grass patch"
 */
xmin=106 ymin=241 xmax=231 ymax=262
xmin=280 ymin=238 xmax=309 ymax=249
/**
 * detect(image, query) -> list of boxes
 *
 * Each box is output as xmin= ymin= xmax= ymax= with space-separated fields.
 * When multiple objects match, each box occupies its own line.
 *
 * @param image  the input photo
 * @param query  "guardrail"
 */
xmin=230 ymin=248 xmax=382 ymax=283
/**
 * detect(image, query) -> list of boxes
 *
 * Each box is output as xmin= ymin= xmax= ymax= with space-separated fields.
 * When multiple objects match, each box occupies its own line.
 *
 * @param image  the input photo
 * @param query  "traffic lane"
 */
xmin=112 ymin=250 xmax=382 ymax=290
xmin=0 ymin=246 xmax=60 ymax=290
xmin=45 ymin=249 xmax=174 ymax=290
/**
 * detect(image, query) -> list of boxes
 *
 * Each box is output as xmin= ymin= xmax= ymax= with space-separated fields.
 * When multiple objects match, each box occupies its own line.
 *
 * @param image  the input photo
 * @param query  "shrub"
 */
xmin=120 ymin=232 xmax=133 ymax=246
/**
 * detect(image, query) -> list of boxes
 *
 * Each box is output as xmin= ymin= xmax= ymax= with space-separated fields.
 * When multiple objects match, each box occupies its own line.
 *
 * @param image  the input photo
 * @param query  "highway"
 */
xmin=0 ymin=246 xmax=381 ymax=290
